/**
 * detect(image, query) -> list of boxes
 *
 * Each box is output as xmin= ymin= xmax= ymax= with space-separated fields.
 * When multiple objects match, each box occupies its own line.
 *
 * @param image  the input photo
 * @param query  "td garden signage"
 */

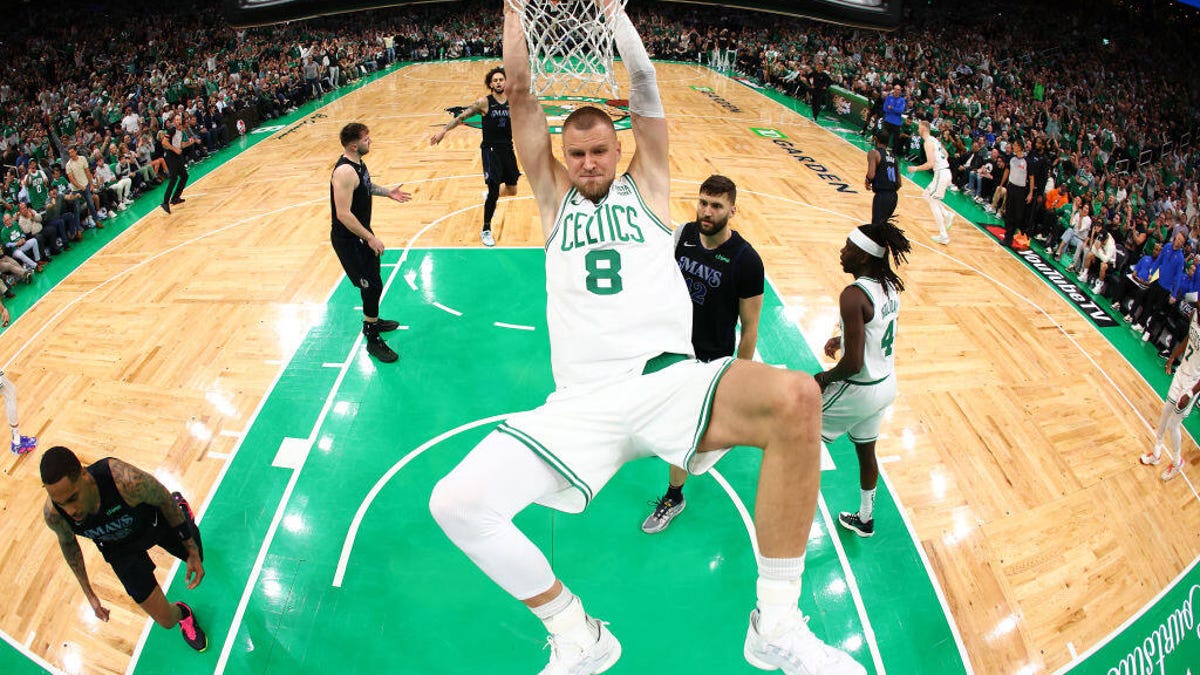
xmin=463 ymin=96 xmax=632 ymax=135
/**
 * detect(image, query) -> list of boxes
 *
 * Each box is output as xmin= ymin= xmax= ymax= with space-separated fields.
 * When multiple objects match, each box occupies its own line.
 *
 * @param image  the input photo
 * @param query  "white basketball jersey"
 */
xmin=545 ymin=173 xmax=694 ymax=389
xmin=926 ymin=137 xmax=949 ymax=171
xmin=845 ymin=277 xmax=899 ymax=382
xmin=1177 ymin=312 xmax=1200 ymax=385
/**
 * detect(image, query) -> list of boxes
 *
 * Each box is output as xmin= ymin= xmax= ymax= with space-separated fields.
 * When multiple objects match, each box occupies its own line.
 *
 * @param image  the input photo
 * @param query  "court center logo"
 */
xmin=461 ymin=96 xmax=631 ymax=135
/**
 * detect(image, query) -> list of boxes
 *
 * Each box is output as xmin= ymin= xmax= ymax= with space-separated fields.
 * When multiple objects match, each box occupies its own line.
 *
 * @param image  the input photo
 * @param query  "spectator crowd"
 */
xmin=0 ymin=0 xmax=1197 ymax=360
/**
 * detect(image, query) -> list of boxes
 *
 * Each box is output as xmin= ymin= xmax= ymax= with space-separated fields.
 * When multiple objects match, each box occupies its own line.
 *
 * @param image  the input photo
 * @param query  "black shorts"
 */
xmin=103 ymin=511 xmax=202 ymax=604
xmin=482 ymin=144 xmax=520 ymax=186
xmin=871 ymin=190 xmax=898 ymax=225
xmin=331 ymin=233 xmax=382 ymax=292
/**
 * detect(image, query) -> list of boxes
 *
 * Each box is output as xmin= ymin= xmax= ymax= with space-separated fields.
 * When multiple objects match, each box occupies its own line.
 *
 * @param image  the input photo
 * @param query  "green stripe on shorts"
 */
xmin=821 ymin=382 xmax=850 ymax=411
xmin=683 ymin=357 xmax=736 ymax=471
xmin=497 ymin=423 xmax=593 ymax=504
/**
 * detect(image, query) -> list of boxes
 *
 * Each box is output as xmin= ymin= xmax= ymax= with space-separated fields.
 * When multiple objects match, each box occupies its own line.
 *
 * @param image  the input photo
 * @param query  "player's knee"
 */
xmin=429 ymin=474 xmax=493 ymax=541
xmin=780 ymin=372 xmax=820 ymax=420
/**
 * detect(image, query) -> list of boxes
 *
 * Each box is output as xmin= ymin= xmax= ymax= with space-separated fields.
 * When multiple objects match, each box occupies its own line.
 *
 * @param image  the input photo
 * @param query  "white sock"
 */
xmin=859 ymin=488 xmax=876 ymax=522
xmin=9 ymin=424 xmax=18 ymax=445
xmin=533 ymin=587 xmax=596 ymax=646
xmin=756 ymin=555 xmax=804 ymax=634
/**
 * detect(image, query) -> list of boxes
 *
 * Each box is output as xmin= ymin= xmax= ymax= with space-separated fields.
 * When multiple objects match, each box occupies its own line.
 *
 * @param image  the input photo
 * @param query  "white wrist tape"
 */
xmin=611 ymin=12 xmax=663 ymax=118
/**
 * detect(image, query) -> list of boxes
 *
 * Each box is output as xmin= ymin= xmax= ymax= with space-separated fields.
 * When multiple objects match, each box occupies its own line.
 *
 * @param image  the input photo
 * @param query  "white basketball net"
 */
xmin=506 ymin=0 xmax=628 ymax=98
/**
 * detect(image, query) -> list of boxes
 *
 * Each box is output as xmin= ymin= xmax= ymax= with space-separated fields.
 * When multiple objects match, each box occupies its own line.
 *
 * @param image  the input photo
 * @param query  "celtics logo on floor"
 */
xmin=461 ymin=96 xmax=631 ymax=134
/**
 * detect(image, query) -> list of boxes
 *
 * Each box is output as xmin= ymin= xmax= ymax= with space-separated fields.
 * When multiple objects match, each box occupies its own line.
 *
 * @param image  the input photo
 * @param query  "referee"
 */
xmin=330 ymin=123 xmax=412 ymax=363
xmin=1001 ymin=138 xmax=1033 ymax=248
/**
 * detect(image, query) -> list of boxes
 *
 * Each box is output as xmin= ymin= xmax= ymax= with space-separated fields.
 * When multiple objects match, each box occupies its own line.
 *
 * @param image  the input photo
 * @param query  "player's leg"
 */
xmin=482 ymin=181 xmax=500 ymax=247
xmin=333 ymin=237 xmax=399 ymax=362
xmin=697 ymin=360 xmax=864 ymax=673
xmin=114 ymin=553 xmax=208 ymax=651
xmin=838 ymin=439 xmax=879 ymax=537
xmin=0 ymin=373 xmax=35 ymax=454
xmin=641 ymin=463 xmax=688 ymax=534
xmin=430 ymin=431 xmax=621 ymax=672
xmin=1160 ymin=389 xmax=1193 ymax=480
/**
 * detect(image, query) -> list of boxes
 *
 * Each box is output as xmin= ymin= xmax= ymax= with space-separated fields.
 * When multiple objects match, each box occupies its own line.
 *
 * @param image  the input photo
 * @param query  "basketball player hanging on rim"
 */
xmin=331 ymin=122 xmax=412 ymax=363
xmin=816 ymin=220 xmax=910 ymax=538
xmin=907 ymin=120 xmax=955 ymax=245
xmin=430 ymin=66 xmax=520 ymax=247
xmin=429 ymin=2 xmax=865 ymax=674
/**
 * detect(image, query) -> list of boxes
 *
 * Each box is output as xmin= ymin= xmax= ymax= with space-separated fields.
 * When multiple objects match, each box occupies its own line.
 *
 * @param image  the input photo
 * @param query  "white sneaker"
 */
xmin=1132 ymin=324 xmax=1144 ymax=333
xmin=931 ymin=234 xmax=950 ymax=245
xmin=98 ymin=208 xmax=109 ymax=219
xmin=744 ymin=609 xmax=865 ymax=675
xmin=481 ymin=230 xmax=496 ymax=247
xmin=1162 ymin=459 xmax=1185 ymax=481
xmin=1143 ymin=331 xmax=1152 ymax=343
xmin=1080 ymin=271 xmax=1090 ymax=284
xmin=539 ymin=619 xmax=622 ymax=675
xmin=948 ymin=184 xmax=960 ymax=192
xmin=1092 ymin=280 xmax=1103 ymax=294
xmin=1140 ymin=450 xmax=1161 ymax=466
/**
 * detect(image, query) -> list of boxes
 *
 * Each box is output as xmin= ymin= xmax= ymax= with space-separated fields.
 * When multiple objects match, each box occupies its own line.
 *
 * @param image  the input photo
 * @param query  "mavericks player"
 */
xmin=865 ymin=131 xmax=901 ymax=226
xmin=907 ymin=120 xmax=955 ymax=244
xmin=429 ymin=4 xmax=864 ymax=675
xmin=41 ymin=447 xmax=207 ymax=651
xmin=640 ymin=174 xmax=764 ymax=534
xmin=1142 ymin=309 xmax=1200 ymax=481
xmin=330 ymin=123 xmax=412 ymax=363
xmin=430 ymin=66 xmax=521 ymax=247
xmin=815 ymin=220 xmax=910 ymax=537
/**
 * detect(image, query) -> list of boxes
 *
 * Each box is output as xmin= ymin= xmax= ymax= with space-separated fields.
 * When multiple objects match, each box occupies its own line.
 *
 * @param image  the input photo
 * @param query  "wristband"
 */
xmin=175 ymin=522 xmax=194 ymax=542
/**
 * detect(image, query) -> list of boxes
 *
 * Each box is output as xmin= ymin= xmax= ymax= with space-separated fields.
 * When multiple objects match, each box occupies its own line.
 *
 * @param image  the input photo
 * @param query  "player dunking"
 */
xmin=330 ymin=123 xmax=412 ymax=363
xmin=429 ymin=4 xmax=863 ymax=674
xmin=1141 ymin=308 xmax=1200 ymax=481
xmin=815 ymin=220 xmax=910 ymax=537
xmin=430 ymin=66 xmax=521 ymax=247
xmin=907 ymin=120 xmax=955 ymax=244
xmin=865 ymin=131 xmax=901 ymax=226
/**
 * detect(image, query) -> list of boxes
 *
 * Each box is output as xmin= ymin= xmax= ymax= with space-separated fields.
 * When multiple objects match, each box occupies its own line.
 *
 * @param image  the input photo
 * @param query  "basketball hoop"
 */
xmin=506 ymin=0 xmax=629 ymax=98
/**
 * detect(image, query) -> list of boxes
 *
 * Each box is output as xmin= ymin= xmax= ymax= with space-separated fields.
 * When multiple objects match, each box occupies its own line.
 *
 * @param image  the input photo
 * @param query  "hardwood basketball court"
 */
xmin=0 ymin=59 xmax=1193 ymax=675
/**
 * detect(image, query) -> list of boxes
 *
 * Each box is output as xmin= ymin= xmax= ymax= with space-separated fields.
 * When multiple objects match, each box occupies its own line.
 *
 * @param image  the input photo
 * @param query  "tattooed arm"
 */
xmin=43 ymin=500 xmax=109 ymax=621
xmin=110 ymin=458 xmax=205 ymax=588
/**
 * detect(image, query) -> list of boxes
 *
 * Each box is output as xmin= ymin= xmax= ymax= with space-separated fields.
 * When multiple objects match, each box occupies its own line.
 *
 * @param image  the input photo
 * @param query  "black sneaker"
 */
xmin=175 ymin=602 xmax=207 ymax=652
xmin=160 ymin=202 xmax=171 ymax=214
xmin=366 ymin=338 xmax=399 ymax=363
xmin=837 ymin=512 xmax=874 ymax=537
xmin=375 ymin=319 xmax=401 ymax=332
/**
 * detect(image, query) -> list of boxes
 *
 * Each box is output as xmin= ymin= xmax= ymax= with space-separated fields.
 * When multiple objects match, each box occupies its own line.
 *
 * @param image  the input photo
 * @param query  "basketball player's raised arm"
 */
xmin=610 ymin=3 xmax=668 ymax=214
xmin=430 ymin=97 xmax=488 ymax=146
xmin=503 ymin=4 xmax=566 ymax=236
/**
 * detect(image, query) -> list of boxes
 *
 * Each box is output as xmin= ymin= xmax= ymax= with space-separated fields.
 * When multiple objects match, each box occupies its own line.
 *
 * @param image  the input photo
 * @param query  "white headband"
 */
xmin=850 ymin=229 xmax=885 ymax=258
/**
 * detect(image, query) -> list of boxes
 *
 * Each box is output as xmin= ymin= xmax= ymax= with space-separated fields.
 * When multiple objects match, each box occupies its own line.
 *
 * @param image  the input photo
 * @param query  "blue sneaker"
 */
xmin=11 ymin=436 xmax=35 ymax=455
